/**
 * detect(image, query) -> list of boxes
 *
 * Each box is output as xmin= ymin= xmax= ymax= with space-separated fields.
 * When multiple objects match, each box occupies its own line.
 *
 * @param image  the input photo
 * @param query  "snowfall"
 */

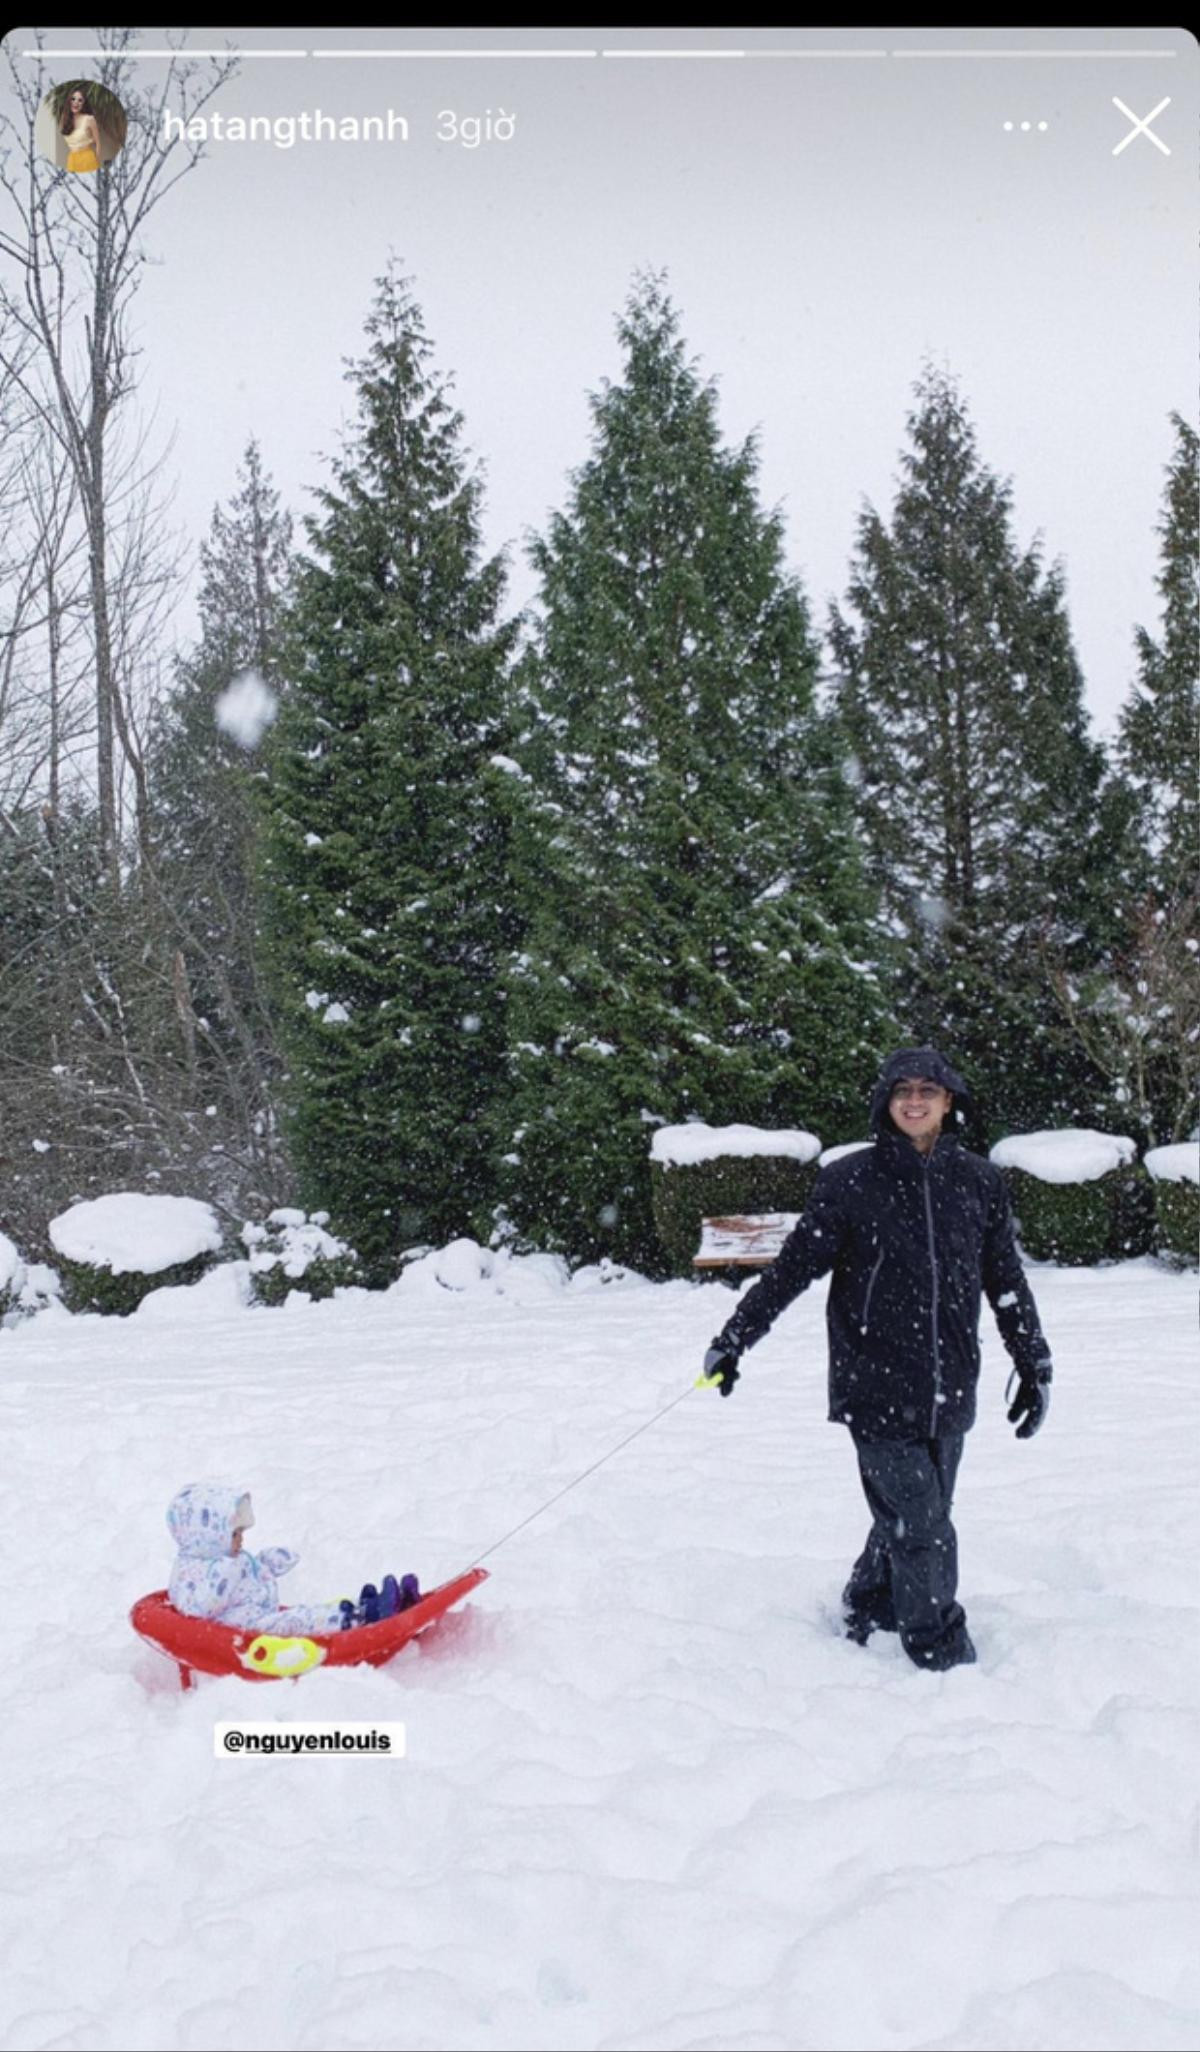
xmin=1 ymin=1235 xmax=1197 ymax=2052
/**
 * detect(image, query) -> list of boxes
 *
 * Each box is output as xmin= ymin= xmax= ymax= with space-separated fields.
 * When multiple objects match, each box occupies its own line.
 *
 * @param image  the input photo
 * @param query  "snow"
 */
xmin=0 ymin=1231 xmax=22 ymax=1294
xmin=0 ymin=1254 xmax=1196 ymax=2050
xmin=48 ymin=1194 xmax=223 ymax=1276
xmin=214 ymin=669 xmax=278 ymax=750
xmin=651 ymin=1121 xmax=822 ymax=1168
xmin=819 ymin=1140 xmax=873 ymax=1167
xmin=133 ymin=1260 xmax=253 ymax=1322
xmin=990 ymin=1129 xmax=1137 ymax=1185
xmin=1145 ymin=1144 xmax=1200 ymax=1185
xmin=916 ymin=892 xmax=950 ymax=932
xmin=415 ymin=1236 xmax=494 ymax=1292
xmin=242 ymin=1213 xmax=352 ymax=1280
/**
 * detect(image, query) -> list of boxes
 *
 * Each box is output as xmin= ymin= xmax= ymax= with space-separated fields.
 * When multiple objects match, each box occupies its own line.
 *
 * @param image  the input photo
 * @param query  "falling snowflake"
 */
xmin=215 ymin=671 xmax=278 ymax=750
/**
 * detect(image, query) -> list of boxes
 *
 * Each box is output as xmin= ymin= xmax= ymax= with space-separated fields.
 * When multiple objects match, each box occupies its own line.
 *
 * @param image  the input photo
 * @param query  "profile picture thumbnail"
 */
xmin=36 ymin=80 xmax=128 ymax=175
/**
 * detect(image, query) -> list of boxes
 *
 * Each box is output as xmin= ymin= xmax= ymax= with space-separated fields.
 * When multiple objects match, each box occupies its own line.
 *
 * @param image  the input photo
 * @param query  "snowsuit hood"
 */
xmin=869 ymin=1047 xmax=975 ymax=1138
xmin=166 ymin=1482 xmax=252 ymax=1563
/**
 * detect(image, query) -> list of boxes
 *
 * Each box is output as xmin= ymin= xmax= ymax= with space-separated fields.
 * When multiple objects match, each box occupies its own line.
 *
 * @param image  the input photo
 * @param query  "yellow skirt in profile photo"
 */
xmin=67 ymin=146 xmax=99 ymax=173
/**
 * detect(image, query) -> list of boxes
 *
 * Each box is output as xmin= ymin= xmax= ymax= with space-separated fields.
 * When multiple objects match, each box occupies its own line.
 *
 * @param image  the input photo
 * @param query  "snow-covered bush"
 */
xmin=1145 ymin=1145 xmax=1199 ymax=1266
xmin=649 ymin=1123 xmax=821 ymax=1278
xmin=242 ymin=1209 xmax=364 ymax=1306
xmin=0 ymin=1231 xmax=26 ymax=1321
xmin=48 ymin=1194 xmax=223 ymax=1315
xmin=13 ymin=1263 xmax=62 ymax=1323
xmin=1 ymin=1232 xmax=62 ymax=1328
xmin=991 ymin=1131 xmax=1143 ymax=1265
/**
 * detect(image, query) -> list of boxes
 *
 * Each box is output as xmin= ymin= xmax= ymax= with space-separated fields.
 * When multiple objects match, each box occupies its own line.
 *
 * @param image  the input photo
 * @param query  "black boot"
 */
xmin=903 ymin=1618 xmax=976 ymax=1671
xmin=842 ymin=1588 xmax=897 ymax=1645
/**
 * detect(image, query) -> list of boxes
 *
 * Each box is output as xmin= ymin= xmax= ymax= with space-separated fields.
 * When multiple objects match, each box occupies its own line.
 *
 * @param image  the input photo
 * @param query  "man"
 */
xmin=701 ymin=1047 xmax=1053 ymax=1672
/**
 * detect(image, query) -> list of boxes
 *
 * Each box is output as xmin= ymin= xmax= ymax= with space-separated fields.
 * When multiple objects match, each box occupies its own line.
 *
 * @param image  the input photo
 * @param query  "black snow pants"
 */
xmin=843 ymin=1430 xmax=974 ymax=1669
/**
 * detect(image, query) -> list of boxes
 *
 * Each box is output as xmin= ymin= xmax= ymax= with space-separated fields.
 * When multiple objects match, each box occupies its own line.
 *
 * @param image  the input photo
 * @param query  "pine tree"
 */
xmin=145 ymin=440 xmax=294 ymax=1203
xmin=259 ymin=266 xmax=519 ymax=1277
xmin=1045 ymin=412 xmax=1200 ymax=1144
xmin=1119 ymin=412 xmax=1199 ymax=900
xmin=504 ymin=275 xmax=890 ymax=1271
xmin=152 ymin=439 xmax=293 ymax=984
xmin=829 ymin=366 xmax=1116 ymax=1135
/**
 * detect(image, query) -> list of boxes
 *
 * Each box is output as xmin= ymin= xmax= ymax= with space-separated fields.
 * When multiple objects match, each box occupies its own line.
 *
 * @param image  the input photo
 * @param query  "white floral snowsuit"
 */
xmin=166 ymin=1482 xmax=343 ymax=1635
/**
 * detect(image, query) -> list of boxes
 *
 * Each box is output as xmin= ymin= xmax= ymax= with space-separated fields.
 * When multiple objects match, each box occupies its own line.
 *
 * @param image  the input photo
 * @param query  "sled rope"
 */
xmin=470 ymin=1381 xmax=697 ymax=1568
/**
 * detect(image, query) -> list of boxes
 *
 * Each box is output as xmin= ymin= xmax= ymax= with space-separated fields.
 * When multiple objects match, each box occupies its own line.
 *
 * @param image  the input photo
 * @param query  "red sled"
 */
xmin=130 ymin=1567 xmax=488 ymax=1689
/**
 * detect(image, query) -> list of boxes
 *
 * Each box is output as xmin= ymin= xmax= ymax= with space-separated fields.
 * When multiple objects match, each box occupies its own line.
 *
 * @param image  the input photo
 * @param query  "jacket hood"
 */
xmin=166 ymin=1482 xmax=253 ymax=1561
xmin=869 ymin=1046 xmax=975 ymax=1137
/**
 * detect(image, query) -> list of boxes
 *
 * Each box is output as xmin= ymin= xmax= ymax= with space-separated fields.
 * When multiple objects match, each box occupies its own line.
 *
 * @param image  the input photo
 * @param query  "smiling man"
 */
xmin=701 ymin=1047 xmax=1053 ymax=1672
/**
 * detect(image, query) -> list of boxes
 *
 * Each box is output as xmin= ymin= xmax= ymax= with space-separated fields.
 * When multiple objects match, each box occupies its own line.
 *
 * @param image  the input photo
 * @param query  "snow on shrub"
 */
xmin=48 ymin=1194 xmax=222 ymax=1316
xmin=1144 ymin=1144 xmax=1199 ymax=1266
xmin=14 ymin=1264 xmax=62 ymax=1323
xmin=990 ymin=1129 xmax=1147 ymax=1265
xmin=0 ymin=1234 xmax=62 ymax=1328
xmin=242 ymin=1209 xmax=364 ymax=1306
xmin=0 ymin=1231 xmax=25 ymax=1321
xmin=392 ymin=1237 xmax=573 ymax=1302
xmin=649 ymin=1122 xmax=821 ymax=1279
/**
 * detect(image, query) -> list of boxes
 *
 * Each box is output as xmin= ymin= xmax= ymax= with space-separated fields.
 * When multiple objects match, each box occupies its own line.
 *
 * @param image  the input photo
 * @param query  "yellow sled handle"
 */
xmin=240 ymin=1634 xmax=326 ymax=1678
xmin=695 ymin=1371 xmax=723 ymax=1390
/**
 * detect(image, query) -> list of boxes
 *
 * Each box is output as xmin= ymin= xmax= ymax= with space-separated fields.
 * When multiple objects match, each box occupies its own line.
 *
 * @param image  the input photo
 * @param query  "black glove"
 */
xmin=1007 ymin=1362 xmax=1052 ymax=1440
xmin=701 ymin=1343 xmax=741 ymax=1397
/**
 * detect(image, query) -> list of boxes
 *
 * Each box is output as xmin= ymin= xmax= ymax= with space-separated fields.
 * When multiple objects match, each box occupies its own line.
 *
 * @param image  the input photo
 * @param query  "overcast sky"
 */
xmin=9 ymin=24 xmax=1197 ymax=738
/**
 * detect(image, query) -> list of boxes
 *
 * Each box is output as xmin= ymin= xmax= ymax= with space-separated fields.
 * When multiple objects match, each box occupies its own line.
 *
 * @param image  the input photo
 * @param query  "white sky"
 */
xmin=7 ymin=24 xmax=1197 ymax=739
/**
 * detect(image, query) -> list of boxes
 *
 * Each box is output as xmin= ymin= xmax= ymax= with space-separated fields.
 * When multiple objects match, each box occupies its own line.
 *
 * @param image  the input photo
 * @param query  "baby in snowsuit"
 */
xmin=167 ymin=1483 xmax=346 ymax=1635
xmin=166 ymin=1483 xmax=420 ymax=1634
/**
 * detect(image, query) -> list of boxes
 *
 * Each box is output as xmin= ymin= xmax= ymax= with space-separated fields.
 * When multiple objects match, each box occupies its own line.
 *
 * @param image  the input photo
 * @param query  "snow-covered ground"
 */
xmin=1 ymin=1253 xmax=1197 ymax=2052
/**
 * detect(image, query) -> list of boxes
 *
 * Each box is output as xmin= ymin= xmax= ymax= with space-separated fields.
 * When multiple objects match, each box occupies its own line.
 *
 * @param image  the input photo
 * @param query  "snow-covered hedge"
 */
xmin=242 ymin=1209 xmax=364 ymax=1306
xmin=1145 ymin=1145 xmax=1199 ymax=1265
xmin=649 ymin=1122 xmax=821 ymax=1277
xmin=48 ymin=1194 xmax=223 ymax=1315
xmin=818 ymin=1141 xmax=872 ymax=1167
xmin=990 ymin=1130 xmax=1149 ymax=1265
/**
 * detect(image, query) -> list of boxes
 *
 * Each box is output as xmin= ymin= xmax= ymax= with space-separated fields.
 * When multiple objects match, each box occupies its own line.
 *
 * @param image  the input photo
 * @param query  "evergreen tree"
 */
xmin=259 ymin=266 xmax=519 ymax=1278
xmin=829 ymin=366 xmax=1116 ymax=1136
xmin=146 ymin=440 xmax=294 ymax=1203
xmin=504 ymin=275 xmax=890 ymax=1271
xmin=1046 ymin=413 xmax=1199 ymax=1144
xmin=1118 ymin=412 xmax=1198 ymax=900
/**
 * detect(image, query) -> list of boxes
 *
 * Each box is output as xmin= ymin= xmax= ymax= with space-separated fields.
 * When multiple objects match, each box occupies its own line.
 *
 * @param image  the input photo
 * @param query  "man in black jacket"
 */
xmin=701 ymin=1048 xmax=1053 ymax=1672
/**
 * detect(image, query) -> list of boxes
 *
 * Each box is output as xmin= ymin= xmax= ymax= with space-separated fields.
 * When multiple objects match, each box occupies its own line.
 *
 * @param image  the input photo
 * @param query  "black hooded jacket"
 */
xmin=713 ymin=1050 xmax=1052 ymax=1441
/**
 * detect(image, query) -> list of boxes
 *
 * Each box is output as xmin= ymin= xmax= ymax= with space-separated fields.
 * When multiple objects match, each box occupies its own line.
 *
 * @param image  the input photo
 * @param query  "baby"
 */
xmin=166 ymin=1483 xmax=419 ymax=1635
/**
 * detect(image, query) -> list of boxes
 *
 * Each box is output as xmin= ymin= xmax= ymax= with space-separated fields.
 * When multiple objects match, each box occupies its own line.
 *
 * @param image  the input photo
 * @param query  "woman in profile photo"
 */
xmin=61 ymin=87 xmax=101 ymax=173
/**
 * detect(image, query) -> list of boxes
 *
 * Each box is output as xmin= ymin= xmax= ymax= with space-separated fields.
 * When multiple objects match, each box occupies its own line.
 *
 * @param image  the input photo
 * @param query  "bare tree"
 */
xmin=0 ymin=343 xmax=93 ymax=825
xmin=0 ymin=26 xmax=238 ymax=882
xmin=1039 ymin=891 xmax=1200 ymax=1145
